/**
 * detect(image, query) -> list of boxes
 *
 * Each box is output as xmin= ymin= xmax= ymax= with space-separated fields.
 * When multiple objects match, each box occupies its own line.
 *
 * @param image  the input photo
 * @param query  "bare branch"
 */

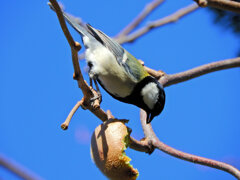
xmin=141 ymin=57 xmax=240 ymax=87
xmin=48 ymin=1 xmax=86 ymax=94
xmin=61 ymin=100 xmax=83 ymax=130
xmin=195 ymin=0 xmax=240 ymax=13
xmin=78 ymin=3 xmax=199 ymax=60
xmin=117 ymin=3 xmax=199 ymax=44
xmin=145 ymin=66 xmax=166 ymax=79
xmin=139 ymin=110 xmax=240 ymax=179
xmin=0 ymin=154 xmax=42 ymax=180
xmin=159 ymin=57 xmax=240 ymax=87
xmin=48 ymin=1 xmax=81 ymax=50
xmin=49 ymin=0 xmax=108 ymax=126
xmin=129 ymin=137 xmax=154 ymax=154
xmin=115 ymin=0 xmax=164 ymax=38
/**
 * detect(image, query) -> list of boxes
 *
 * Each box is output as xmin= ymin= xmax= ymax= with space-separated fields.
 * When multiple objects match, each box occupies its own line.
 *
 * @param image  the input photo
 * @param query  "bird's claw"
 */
xmin=90 ymin=93 xmax=102 ymax=109
xmin=90 ymin=93 xmax=102 ymax=103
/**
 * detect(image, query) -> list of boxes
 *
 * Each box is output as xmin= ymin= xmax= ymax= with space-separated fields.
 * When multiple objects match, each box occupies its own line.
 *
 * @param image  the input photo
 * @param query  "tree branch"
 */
xmin=194 ymin=0 xmax=240 ymax=13
xmin=115 ymin=0 xmax=164 ymax=38
xmin=139 ymin=57 xmax=240 ymax=87
xmin=159 ymin=57 xmax=240 ymax=87
xmin=78 ymin=3 xmax=199 ymax=60
xmin=0 ymin=154 xmax=42 ymax=180
xmin=117 ymin=3 xmax=199 ymax=44
xmin=49 ymin=0 xmax=108 ymax=126
xmin=139 ymin=110 xmax=240 ymax=179
xmin=61 ymin=100 xmax=83 ymax=130
xmin=129 ymin=137 xmax=154 ymax=154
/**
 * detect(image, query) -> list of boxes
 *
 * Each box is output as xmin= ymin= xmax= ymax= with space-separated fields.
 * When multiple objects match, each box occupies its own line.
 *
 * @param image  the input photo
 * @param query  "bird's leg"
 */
xmin=89 ymin=77 xmax=93 ymax=87
xmin=94 ymin=79 xmax=102 ymax=102
xmin=89 ymin=78 xmax=102 ymax=104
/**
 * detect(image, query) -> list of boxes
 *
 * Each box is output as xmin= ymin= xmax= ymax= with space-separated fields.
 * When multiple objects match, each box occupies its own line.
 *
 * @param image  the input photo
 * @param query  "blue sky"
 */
xmin=0 ymin=0 xmax=239 ymax=180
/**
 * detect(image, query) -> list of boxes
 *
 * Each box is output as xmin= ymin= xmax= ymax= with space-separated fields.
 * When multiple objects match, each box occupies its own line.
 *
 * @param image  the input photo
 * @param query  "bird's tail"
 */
xmin=49 ymin=3 xmax=90 ymax=37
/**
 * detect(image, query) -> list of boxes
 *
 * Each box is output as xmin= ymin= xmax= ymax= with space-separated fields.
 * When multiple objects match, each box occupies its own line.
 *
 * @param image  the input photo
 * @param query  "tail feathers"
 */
xmin=49 ymin=2 xmax=88 ymax=37
xmin=61 ymin=11 xmax=89 ymax=37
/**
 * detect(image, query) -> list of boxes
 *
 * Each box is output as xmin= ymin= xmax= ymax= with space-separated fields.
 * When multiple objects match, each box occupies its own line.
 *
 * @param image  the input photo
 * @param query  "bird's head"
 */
xmin=140 ymin=78 xmax=165 ymax=124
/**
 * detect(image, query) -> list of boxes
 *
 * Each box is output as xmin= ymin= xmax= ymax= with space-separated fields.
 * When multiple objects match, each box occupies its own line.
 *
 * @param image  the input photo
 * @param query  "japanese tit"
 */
xmin=62 ymin=11 xmax=165 ymax=123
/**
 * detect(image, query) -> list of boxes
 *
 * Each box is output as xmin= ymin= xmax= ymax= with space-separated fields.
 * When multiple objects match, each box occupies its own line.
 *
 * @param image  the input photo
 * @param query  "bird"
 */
xmin=60 ymin=10 xmax=165 ymax=124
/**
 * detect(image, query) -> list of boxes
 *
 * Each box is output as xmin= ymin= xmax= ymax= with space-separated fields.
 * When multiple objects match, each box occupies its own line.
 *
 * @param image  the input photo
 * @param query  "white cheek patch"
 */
xmin=141 ymin=82 xmax=159 ymax=109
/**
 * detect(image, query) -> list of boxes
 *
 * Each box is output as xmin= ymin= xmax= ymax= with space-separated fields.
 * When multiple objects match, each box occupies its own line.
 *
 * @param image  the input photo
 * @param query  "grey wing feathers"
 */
xmin=86 ymin=24 xmax=139 ymax=82
xmin=86 ymin=24 xmax=125 ymax=63
xmin=58 ymin=10 xmax=138 ymax=81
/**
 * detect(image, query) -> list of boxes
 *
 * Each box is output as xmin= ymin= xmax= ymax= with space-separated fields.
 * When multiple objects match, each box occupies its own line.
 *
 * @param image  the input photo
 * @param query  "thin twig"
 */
xmin=139 ymin=110 xmax=240 ymax=179
xmin=115 ymin=0 xmax=164 ymax=38
xmin=117 ymin=3 xmax=199 ymax=44
xmin=0 ymin=154 xmax=43 ymax=180
xmin=195 ymin=0 xmax=240 ymax=13
xmin=159 ymin=57 xmax=240 ymax=87
xmin=61 ymin=100 xmax=83 ymax=130
xmin=144 ymin=66 xmax=166 ymax=79
xmin=78 ymin=3 xmax=198 ymax=60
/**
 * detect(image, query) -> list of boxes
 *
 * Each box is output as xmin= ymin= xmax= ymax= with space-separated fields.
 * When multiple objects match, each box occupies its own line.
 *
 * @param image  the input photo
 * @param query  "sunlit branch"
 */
xmin=49 ymin=0 xmax=108 ymax=125
xmin=159 ymin=57 xmax=240 ymax=87
xmin=195 ymin=0 xmax=240 ymax=13
xmin=61 ymin=100 xmax=83 ymax=130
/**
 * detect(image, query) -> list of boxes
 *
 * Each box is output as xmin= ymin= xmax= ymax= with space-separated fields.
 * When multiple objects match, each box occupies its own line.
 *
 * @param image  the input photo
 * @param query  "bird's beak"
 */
xmin=146 ymin=113 xmax=154 ymax=124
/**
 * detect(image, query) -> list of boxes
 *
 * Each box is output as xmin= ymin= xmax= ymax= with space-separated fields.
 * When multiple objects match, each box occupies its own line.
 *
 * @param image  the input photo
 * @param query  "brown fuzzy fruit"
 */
xmin=90 ymin=120 xmax=139 ymax=180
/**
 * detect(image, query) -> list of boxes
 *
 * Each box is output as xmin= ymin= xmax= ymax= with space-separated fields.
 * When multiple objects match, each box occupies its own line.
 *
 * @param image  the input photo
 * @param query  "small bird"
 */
xmin=61 ymin=11 xmax=165 ymax=123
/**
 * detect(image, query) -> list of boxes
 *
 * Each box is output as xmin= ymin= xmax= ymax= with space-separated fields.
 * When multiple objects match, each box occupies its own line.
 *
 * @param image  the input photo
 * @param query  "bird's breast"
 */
xmin=98 ymin=74 xmax=135 ymax=98
xmin=84 ymin=40 xmax=136 ymax=98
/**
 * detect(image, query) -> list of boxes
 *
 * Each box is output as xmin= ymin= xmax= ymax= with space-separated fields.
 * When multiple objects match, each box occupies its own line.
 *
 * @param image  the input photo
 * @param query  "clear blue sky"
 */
xmin=0 ymin=0 xmax=240 ymax=180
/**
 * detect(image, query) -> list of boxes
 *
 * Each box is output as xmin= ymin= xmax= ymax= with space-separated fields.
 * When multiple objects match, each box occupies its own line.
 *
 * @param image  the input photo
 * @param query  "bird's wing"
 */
xmin=86 ymin=24 xmax=149 ymax=82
